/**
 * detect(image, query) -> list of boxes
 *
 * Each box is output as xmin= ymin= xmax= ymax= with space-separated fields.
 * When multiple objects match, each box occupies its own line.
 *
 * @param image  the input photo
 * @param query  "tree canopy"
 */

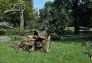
xmin=0 ymin=0 xmax=92 ymax=36
xmin=0 ymin=0 xmax=34 ymax=31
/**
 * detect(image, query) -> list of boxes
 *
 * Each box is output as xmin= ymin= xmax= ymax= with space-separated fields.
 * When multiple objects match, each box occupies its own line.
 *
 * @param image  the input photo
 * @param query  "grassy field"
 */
xmin=0 ymin=41 xmax=92 ymax=63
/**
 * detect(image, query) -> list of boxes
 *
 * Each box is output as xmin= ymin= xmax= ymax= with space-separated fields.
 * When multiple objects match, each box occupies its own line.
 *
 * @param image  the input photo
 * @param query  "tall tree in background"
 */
xmin=78 ymin=1 xmax=92 ymax=27
xmin=18 ymin=0 xmax=25 ymax=31
xmin=14 ymin=0 xmax=34 ymax=31
xmin=0 ymin=0 xmax=34 ymax=31
xmin=71 ymin=0 xmax=92 ymax=34
xmin=72 ymin=0 xmax=80 ymax=35
xmin=38 ymin=0 xmax=69 ymax=39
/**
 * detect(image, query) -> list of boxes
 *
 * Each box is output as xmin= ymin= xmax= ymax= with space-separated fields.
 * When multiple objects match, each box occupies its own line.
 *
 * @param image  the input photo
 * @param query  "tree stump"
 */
xmin=11 ymin=30 xmax=50 ymax=52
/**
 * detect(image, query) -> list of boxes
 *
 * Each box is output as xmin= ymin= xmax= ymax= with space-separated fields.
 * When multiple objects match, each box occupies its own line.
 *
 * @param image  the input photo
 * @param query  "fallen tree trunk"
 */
xmin=11 ymin=30 xmax=51 ymax=52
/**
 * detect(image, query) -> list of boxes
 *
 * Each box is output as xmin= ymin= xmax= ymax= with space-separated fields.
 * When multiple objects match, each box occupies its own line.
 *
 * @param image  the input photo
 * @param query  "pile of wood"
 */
xmin=11 ymin=30 xmax=50 ymax=52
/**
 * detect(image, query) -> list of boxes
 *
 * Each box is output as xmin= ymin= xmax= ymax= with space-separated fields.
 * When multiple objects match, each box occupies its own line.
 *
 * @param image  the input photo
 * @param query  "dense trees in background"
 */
xmin=0 ymin=0 xmax=92 ymax=37
xmin=37 ymin=0 xmax=92 ymax=36
xmin=37 ymin=0 xmax=69 ymax=39
xmin=72 ymin=0 xmax=80 ymax=35
xmin=72 ymin=0 xmax=92 ymax=34
xmin=0 ymin=0 xmax=34 ymax=31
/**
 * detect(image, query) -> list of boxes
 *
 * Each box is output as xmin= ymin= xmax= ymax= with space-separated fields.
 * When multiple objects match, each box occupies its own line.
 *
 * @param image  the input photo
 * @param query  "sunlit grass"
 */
xmin=0 ymin=41 xmax=92 ymax=63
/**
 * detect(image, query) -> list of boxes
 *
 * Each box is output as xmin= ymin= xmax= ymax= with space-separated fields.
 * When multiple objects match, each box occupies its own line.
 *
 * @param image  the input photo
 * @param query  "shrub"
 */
xmin=51 ymin=33 xmax=61 ymax=40
xmin=0 ymin=30 xmax=6 ymax=35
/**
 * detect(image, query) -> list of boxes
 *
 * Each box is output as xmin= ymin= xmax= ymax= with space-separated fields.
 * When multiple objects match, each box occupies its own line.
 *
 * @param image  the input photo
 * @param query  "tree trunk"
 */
xmin=20 ymin=9 xmax=24 ymax=31
xmin=74 ymin=16 xmax=80 ymax=35
xmin=72 ymin=0 xmax=80 ymax=35
xmin=74 ymin=21 xmax=80 ymax=35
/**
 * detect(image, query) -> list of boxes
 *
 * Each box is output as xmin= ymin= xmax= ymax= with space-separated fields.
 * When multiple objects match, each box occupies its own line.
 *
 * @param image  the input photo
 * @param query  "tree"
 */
xmin=0 ymin=0 xmax=12 ymax=21
xmin=78 ymin=1 xmax=92 ymax=27
xmin=38 ymin=0 xmax=69 ymax=39
xmin=72 ymin=0 xmax=80 ymax=35
xmin=71 ymin=0 xmax=92 ymax=34
xmin=0 ymin=0 xmax=34 ymax=31
xmin=17 ymin=0 xmax=25 ymax=31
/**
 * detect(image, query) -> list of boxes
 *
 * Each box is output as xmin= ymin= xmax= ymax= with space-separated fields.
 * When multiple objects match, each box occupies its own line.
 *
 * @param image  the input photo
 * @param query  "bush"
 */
xmin=10 ymin=35 xmax=23 ymax=41
xmin=51 ymin=33 xmax=61 ymax=40
xmin=64 ymin=30 xmax=74 ymax=35
xmin=0 ymin=29 xmax=32 ymax=36
xmin=0 ymin=30 xmax=6 ymax=35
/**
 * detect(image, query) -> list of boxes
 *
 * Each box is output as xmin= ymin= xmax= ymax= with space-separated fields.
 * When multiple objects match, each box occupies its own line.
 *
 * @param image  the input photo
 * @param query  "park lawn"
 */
xmin=0 ymin=41 xmax=92 ymax=63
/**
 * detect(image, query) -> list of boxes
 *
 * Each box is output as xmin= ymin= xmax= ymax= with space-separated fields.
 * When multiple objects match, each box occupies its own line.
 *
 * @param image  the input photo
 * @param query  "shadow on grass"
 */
xmin=52 ymin=35 xmax=92 ymax=45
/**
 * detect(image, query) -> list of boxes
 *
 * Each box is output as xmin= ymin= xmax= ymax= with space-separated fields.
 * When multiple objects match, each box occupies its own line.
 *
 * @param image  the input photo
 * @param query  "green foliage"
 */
xmin=0 ymin=0 xmax=11 ymax=21
xmin=71 ymin=0 xmax=92 ymax=34
xmin=0 ymin=30 xmax=6 ymax=35
xmin=51 ymin=33 xmax=61 ymax=40
xmin=38 ymin=0 xmax=69 ymax=37
xmin=10 ymin=35 xmax=23 ymax=41
xmin=0 ymin=29 xmax=31 ymax=36
xmin=0 ymin=0 xmax=34 ymax=29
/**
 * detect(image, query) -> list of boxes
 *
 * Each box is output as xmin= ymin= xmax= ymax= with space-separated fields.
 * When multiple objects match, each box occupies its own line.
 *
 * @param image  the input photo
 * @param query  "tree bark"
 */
xmin=74 ymin=16 xmax=80 ymax=35
xmin=20 ymin=9 xmax=24 ymax=31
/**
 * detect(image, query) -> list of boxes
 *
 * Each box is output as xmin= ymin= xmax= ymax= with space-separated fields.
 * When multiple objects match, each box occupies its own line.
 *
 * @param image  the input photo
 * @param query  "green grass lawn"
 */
xmin=0 ymin=41 xmax=92 ymax=63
